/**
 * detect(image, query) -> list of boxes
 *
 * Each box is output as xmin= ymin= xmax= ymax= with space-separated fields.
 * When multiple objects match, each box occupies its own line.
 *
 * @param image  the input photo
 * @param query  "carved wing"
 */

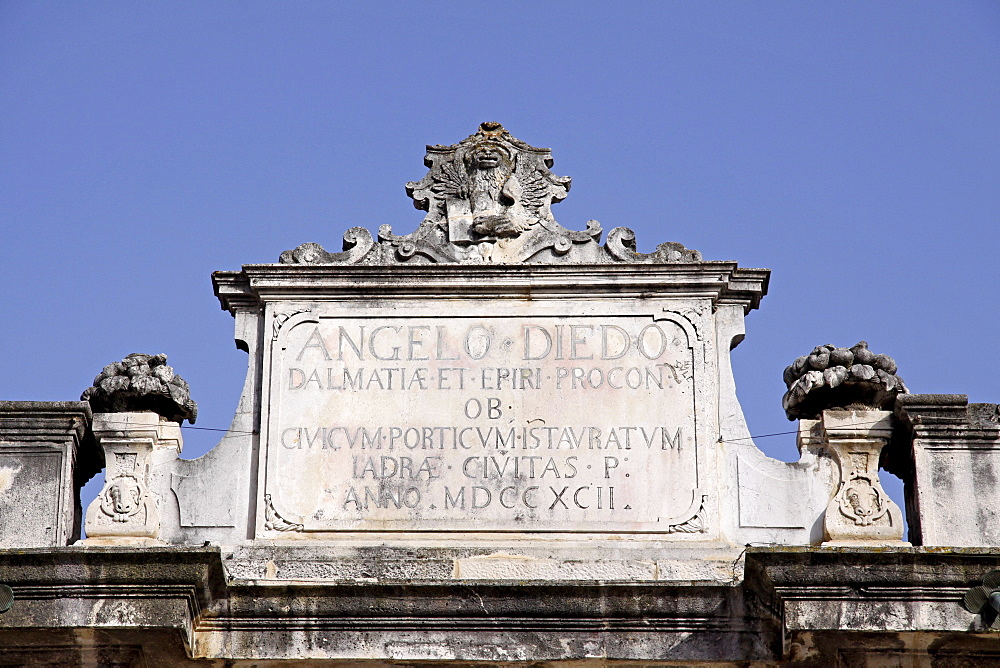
xmin=430 ymin=162 xmax=468 ymax=199
xmin=518 ymin=169 xmax=550 ymax=213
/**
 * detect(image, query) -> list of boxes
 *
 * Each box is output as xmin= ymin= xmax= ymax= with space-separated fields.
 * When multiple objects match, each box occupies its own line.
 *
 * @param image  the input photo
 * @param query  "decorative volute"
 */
xmin=279 ymin=122 xmax=702 ymax=265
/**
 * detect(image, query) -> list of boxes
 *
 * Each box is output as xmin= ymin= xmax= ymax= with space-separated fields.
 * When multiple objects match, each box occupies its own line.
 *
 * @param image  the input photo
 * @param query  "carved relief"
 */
xmin=653 ymin=310 xmax=698 ymax=385
xmin=662 ymin=307 xmax=705 ymax=342
xmin=263 ymin=494 xmax=303 ymax=532
xmin=272 ymin=307 xmax=314 ymax=341
xmin=782 ymin=342 xmax=907 ymax=421
xmin=665 ymin=499 xmax=708 ymax=534
xmin=837 ymin=453 xmax=889 ymax=527
xmin=277 ymin=228 xmax=375 ymax=265
xmin=604 ymin=228 xmax=702 ymax=264
xmin=659 ymin=360 xmax=693 ymax=385
xmin=85 ymin=435 xmax=160 ymax=539
xmin=279 ymin=123 xmax=701 ymax=265
xmin=837 ymin=476 xmax=889 ymax=527
xmin=849 ymin=453 xmax=869 ymax=475
xmin=663 ymin=492 xmax=709 ymax=534
xmin=99 ymin=454 xmax=147 ymax=523
xmin=408 ymin=120 xmax=569 ymax=244
xmin=815 ymin=410 xmax=906 ymax=545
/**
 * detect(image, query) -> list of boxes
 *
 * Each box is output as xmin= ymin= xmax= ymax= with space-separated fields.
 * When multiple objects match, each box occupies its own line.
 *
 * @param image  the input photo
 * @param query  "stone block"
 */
xmin=893 ymin=394 xmax=1000 ymax=546
xmin=210 ymin=259 xmax=775 ymax=560
xmin=0 ymin=401 xmax=98 ymax=547
xmin=798 ymin=409 xmax=906 ymax=546
xmin=83 ymin=412 xmax=182 ymax=543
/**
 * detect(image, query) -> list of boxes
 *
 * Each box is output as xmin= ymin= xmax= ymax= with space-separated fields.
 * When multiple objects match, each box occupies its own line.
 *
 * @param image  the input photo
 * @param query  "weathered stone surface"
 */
xmin=797 ymin=410 xmax=906 ymax=545
xmin=278 ymin=122 xmax=702 ymax=265
xmin=81 ymin=353 xmax=198 ymax=425
xmin=0 ymin=546 xmax=225 ymax=666
xmin=0 ymin=545 xmax=997 ymax=664
xmin=746 ymin=546 xmax=1000 ymax=665
xmin=891 ymin=394 xmax=1000 ymax=547
xmin=0 ymin=401 xmax=98 ymax=548
xmin=269 ymin=311 xmax=702 ymax=533
xmin=195 ymin=125 xmax=872 ymax=578
xmin=0 ymin=545 xmax=776 ymax=663
xmin=733 ymin=443 xmax=836 ymax=545
xmin=7 ymin=122 xmax=1000 ymax=665
xmin=218 ymin=542 xmax=747 ymax=584
xmin=782 ymin=341 xmax=908 ymax=420
xmin=83 ymin=412 xmax=183 ymax=542
xmin=207 ymin=261 xmax=795 ymax=557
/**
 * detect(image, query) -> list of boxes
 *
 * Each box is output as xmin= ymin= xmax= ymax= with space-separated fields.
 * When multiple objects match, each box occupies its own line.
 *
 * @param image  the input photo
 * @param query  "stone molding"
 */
xmin=746 ymin=546 xmax=1000 ymax=662
xmin=0 ymin=401 xmax=93 ymax=443
xmin=210 ymin=258 xmax=772 ymax=542
xmin=894 ymin=394 xmax=1000 ymax=445
xmin=214 ymin=262 xmax=770 ymax=314
xmin=0 ymin=545 xmax=998 ymax=663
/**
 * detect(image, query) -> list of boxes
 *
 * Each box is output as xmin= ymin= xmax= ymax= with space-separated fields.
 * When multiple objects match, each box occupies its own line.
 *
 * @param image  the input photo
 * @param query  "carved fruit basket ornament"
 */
xmin=781 ymin=342 xmax=907 ymax=421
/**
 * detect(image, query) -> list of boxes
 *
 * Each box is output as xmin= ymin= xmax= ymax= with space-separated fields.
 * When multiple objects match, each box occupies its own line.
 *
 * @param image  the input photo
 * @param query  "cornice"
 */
xmin=213 ymin=262 xmax=770 ymax=315
xmin=2 ymin=546 xmax=997 ymax=662
xmin=895 ymin=394 xmax=1000 ymax=443
xmin=0 ymin=401 xmax=92 ymax=444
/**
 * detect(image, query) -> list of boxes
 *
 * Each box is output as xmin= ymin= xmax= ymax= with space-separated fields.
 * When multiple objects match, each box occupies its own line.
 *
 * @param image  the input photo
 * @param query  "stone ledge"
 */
xmin=745 ymin=548 xmax=1000 ymax=665
xmin=1 ymin=546 xmax=998 ymax=663
xmin=221 ymin=542 xmax=747 ymax=584
xmin=0 ymin=545 xmax=227 ymax=597
xmin=214 ymin=262 xmax=770 ymax=313
xmin=0 ymin=401 xmax=95 ymax=458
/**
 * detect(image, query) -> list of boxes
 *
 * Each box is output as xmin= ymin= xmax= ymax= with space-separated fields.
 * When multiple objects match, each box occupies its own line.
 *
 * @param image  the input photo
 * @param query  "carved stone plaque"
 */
xmin=209 ymin=124 xmax=770 ymax=547
xmin=262 ymin=307 xmax=705 ymax=534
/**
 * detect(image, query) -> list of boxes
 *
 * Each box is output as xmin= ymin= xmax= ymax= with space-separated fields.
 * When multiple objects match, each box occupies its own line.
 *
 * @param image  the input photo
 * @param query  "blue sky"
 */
xmin=2 ymin=2 xmax=999 ymax=512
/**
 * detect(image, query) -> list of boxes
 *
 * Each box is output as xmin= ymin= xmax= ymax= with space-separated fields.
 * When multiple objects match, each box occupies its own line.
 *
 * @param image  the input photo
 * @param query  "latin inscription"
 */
xmin=266 ymin=315 xmax=699 ymax=531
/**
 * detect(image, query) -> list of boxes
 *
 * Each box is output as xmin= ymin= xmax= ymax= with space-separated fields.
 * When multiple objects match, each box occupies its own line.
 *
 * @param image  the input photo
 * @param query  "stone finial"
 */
xmin=781 ymin=342 xmax=907 ymax=420
xmin=81 ymin=353 xmax=198 ymax=425
xmin=278 ymin=122 xmax=701 ymax=265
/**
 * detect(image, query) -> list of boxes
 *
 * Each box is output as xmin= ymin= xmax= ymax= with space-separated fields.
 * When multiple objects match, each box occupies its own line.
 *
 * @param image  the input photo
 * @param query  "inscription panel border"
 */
xmin=257 ymin=304 xmax=711 ymax=536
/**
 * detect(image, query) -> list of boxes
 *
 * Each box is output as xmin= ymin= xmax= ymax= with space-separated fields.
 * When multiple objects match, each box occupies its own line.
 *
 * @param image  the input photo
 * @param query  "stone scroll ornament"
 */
xmin=81 ymin=353 xmax=198 ymax=425
xmin=279 ymin=122 xmax=702 ymax=265
xmin=781 ymin=341 xmax=908 ymax=421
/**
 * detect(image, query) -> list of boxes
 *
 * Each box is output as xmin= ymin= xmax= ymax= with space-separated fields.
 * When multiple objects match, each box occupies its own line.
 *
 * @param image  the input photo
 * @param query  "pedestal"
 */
xmin=83 ymin=412 xmax=182 ymax=543
xmin=799 ymin=409 xmax=907 ymax=546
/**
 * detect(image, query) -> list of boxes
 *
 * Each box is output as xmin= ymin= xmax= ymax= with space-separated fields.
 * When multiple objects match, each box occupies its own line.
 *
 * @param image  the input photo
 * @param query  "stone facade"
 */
xmin=1 ymin=125 xmax=998 ymax=665
xmin=1 ymin=545 xmax=998 ymax=665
